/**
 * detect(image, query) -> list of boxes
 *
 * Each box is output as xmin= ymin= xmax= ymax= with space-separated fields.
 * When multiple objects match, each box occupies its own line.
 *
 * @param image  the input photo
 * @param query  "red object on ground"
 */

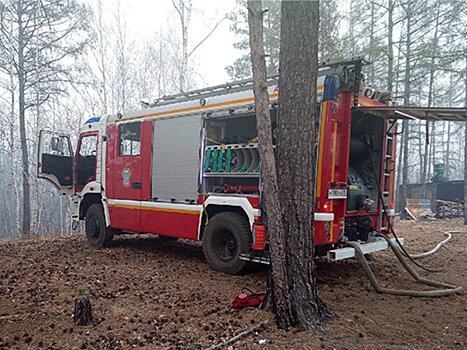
xmin=232 ymin=291 xmax=265 ymax=309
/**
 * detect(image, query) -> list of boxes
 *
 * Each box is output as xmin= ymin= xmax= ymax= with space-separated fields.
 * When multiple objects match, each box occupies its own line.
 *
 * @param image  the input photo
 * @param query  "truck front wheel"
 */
xmin=202 ymin=211 xmax=252 ymax=275
xmin=85 ymin=204 xmax=113 ymax=248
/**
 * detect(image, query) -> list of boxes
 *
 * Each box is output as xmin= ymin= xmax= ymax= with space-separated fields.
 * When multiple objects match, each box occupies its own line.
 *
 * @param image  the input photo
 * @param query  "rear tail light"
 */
xmin=252 ymin=224 xmax=266 ymax=251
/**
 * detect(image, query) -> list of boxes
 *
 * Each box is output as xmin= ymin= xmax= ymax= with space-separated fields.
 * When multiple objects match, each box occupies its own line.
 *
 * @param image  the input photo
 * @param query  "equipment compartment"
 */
xmin=346 ymin=111 xmax=384 ymax=213
xmin=202 ymin=113 xmax=262 ymax=195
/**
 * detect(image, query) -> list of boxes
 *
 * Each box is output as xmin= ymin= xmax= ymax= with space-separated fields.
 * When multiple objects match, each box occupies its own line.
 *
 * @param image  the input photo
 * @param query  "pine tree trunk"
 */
xmin=17 ymin=4 xmax=31 ymax=237
xmin=274 ymin=0 xmax=333 ymax=330
xmin=369 ymin=0 xmax=375 ymax=85
xmin=421 ymin=120 xmax=430 ymax=194
xmin=418 ymin=121 xmax=423 ymax=182
xmin=445 ymin=122 xmax=451 ymax=180
xmin=431 ymin=122 xmax=436 ymax=179
xmin=247 ymin=0 xmax=286 ymax=318
xmin=387 ymin=0 xmax=394 ymax=92
xmin=8 ymin=31 xmax=21 ymax=237
xmin=464 ymin=56 xmax=467 ymax=225
xmin=422 ymin=33 xmax=435 ymax=188
xmin=97 ymin=0 xmax=108 ymax=114
xmin=400 ymin=2 xmax=412 ymax=212
xmin=175 ymin=0 xmax=192 ymax=92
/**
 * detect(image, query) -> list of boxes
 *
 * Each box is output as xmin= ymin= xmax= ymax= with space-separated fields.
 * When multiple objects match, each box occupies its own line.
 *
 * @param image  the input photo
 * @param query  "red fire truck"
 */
xmin=38 ymin=58 xmax=400 ymax=274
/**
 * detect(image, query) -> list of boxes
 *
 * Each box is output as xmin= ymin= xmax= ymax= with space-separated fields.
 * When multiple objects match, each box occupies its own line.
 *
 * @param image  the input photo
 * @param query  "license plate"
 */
xmin=328 ymin=188 xmax=347 ymax=199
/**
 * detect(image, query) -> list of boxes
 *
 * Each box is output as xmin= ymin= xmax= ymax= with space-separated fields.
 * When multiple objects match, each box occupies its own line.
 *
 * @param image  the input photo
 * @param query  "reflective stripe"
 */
xmin=314 ymin=213 xmax=334 ymax=221
xmin=107 ymin=199 xmax=202 ymax=215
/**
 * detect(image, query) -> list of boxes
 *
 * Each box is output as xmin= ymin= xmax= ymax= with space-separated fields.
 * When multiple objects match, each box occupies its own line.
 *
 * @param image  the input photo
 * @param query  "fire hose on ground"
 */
xmin=409 ymin=231 xmax=453 ymax=259
xmin=347 ymin=233 xmax=464 ymax=297
xmin=350 ymin=135 xmax=466 ymax=297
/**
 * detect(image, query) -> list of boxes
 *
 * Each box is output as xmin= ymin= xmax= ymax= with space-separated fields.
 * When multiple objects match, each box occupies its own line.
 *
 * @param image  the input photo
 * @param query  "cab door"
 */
xmin=106 ymin=121 xmax=144 ymax=232
xmin=37 ymin=130 xmax=74 ymax=196
xmin=112 ymin=122 xmax=144 ymax=200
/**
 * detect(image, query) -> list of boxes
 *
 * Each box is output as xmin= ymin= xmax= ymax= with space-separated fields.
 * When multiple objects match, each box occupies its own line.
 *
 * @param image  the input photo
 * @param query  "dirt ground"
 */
xmin=0 ymin=219 xmax=466 ymax=350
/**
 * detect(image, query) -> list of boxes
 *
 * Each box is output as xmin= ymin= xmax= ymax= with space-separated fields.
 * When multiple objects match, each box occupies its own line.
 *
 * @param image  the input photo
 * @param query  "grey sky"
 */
xmin=99 ymin=0 xmax=240 ymax=88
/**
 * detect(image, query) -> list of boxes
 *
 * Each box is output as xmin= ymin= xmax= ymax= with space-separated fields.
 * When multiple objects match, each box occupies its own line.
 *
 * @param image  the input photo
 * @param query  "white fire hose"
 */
xmin=348 ymin=231 xmax=466 ymax=297
xmin=409 ymin=231 xmax=454 ymax=259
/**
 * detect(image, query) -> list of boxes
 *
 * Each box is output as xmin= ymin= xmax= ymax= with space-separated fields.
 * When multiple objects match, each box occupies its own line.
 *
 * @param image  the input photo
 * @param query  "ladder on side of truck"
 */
xmin=379 ymin=119 xmax=397 ymax=231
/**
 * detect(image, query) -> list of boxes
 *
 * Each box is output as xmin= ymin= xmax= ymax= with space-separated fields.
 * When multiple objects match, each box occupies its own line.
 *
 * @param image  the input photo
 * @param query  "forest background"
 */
xmin=0 ymin=0 xmax=465 ymax=238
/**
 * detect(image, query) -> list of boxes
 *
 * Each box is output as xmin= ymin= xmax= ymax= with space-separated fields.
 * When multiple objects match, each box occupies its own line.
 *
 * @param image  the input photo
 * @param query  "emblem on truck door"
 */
xmin=122 ymin=168 xmax=131 ymax=188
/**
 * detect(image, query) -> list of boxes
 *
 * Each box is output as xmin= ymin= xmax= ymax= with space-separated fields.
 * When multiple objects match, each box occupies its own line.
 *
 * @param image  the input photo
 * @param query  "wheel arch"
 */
xmin=79 ymin=193 xmax=110 ymax=226
xmin=199 ymin=204 xmax=251 ymax=241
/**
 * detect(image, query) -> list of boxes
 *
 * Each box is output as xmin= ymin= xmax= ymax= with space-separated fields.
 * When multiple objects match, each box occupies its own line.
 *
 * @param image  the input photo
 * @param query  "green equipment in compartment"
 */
xmin=217 ymin=149 xmax=224 ymax=172
xmin=204 ymin=149 xmax=212 ymax=172
xmin=212 ymin=149 xmax=218 ymax=173
xmin=225 ymin=148 xmax=231 ymax=173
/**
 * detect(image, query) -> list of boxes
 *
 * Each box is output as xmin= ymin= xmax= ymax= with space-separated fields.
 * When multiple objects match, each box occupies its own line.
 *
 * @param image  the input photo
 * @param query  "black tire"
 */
xmin=85 ymin=204 xmax=113 ymax=248
xmin=202 ymin=211 xmax=252 ymax=275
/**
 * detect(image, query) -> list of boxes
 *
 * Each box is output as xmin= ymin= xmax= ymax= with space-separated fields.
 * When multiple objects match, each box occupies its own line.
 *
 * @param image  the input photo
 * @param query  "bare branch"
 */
xmin=187 ymin=14 xmax=227 ymax=58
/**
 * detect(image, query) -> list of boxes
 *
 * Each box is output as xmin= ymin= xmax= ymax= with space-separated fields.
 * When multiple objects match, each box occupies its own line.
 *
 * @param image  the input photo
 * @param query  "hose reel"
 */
xmin=205 ymin=144 xmax=260 ymax=174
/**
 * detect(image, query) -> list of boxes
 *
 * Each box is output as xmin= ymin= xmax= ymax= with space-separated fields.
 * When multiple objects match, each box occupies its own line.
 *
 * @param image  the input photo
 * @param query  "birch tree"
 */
xmin=172 ymin=0 xmax=227 ymax=93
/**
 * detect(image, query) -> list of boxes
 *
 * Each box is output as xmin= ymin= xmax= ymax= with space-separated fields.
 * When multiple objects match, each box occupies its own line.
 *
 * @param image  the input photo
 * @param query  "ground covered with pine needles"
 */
xmin=0 ymin=219 xmax=465 ymax=349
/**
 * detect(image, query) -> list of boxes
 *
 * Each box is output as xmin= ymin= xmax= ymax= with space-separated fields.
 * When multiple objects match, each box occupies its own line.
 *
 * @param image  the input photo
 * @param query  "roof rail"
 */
xmin=151 ymin=76 xmax=279 ymax=107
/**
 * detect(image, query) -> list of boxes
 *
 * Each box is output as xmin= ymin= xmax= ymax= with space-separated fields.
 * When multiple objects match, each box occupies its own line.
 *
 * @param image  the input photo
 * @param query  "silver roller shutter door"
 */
xmin=152 ymin=115 xmax=202 ymax=202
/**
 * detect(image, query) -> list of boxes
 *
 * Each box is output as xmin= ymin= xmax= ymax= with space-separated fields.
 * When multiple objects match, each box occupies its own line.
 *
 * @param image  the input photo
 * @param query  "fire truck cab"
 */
xmin=38 ymin=58 xmax=400 ymax=274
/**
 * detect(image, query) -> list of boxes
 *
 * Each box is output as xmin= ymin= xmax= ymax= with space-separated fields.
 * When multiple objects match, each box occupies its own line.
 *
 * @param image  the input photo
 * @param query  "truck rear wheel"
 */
xmin=85 ymin=204 xmax=113 ymax=248
xmin=202 ymin=211 xmax=252 ymax=275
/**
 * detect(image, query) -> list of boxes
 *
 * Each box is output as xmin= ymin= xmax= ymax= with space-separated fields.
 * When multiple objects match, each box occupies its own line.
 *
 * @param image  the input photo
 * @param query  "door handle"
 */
xmin=132 ymin=182 xmax=142 ymax=189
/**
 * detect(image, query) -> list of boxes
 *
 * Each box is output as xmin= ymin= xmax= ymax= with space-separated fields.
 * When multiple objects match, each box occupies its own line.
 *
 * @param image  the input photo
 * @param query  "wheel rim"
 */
xmin=87 ymin=215 xmax=100 ymax=239
xmin=212 ymin=229 xmax=238 ymax=261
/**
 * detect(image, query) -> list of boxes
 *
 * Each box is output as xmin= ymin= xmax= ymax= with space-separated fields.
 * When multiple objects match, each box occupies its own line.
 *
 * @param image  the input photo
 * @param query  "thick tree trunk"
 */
xmin=274 ymin=0 xmax=333 ymax=330
xmin=248 ymin=0 xmax=333 ymax=331
xmin=247 ymin=0 xmax=287 ymax=320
